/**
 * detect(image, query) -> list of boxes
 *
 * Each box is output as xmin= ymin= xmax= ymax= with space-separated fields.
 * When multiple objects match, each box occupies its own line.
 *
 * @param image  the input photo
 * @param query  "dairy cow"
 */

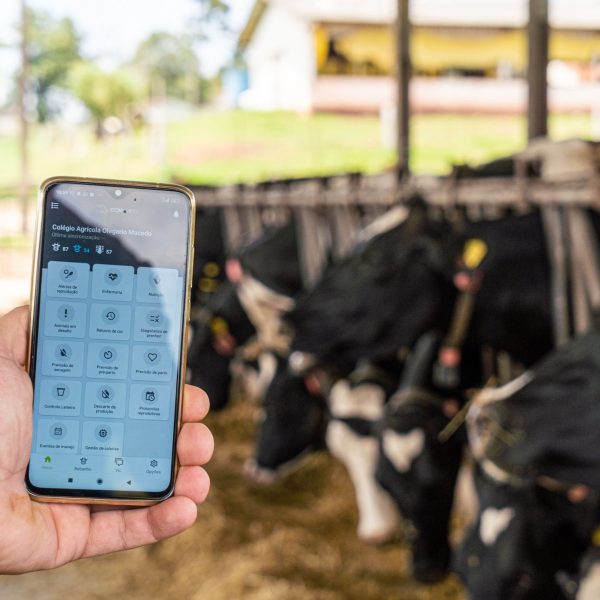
xmin=250 ymin=204 xmax=441 ymax=541
xmin=188 ymin=218 xmax=304 ymax=410
xmin=460 ymin=332 xmax=600 ymax=596
xmin=325 ymin=361 xmax=402 ymax=542
xmin=455 ymin=467 xmax=596 ymax=600
xmin=187 ymin=281 xmax=256 ymax=410
xmin=467 ymin=332 xmax=600 ymax=491
xmin=244 ymin=354 xmax=328 ymax=483
xmin=286 ymin=203 xmax=566 ymax=581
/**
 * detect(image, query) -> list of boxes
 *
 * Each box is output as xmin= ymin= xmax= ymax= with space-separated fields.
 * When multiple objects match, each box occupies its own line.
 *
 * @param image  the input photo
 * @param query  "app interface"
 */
xmin=28 ymin=182 xmax=191 ymax=495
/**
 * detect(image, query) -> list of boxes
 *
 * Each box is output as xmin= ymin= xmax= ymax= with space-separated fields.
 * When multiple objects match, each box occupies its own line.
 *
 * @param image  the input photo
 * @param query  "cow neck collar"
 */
xmin=433 ymin=268 xmax=484 ymax=391
xmin=386 ymin=386 xmax=445 ymax=413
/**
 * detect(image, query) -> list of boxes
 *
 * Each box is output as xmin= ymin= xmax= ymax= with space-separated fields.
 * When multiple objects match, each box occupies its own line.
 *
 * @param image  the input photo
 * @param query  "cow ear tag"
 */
xmin=463 ymin=239 xmax=488 ymax=270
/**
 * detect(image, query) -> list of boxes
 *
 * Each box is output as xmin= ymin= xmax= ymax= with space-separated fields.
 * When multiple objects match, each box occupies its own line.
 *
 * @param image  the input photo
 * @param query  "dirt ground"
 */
xmin=0 ymin=395 xmax=466 ymax=600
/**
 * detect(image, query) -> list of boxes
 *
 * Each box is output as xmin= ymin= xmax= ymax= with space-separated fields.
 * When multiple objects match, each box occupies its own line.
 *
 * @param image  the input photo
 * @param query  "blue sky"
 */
xmin=0 ymin=0 xmax=254 ymax=83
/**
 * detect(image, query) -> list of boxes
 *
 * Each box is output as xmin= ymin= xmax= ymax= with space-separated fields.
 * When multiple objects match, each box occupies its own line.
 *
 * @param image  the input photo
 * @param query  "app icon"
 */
xmin=55 ymin=344 xmax=72 ymax=360
xmin=44 ymin=456 xmax=52 ymax=464
xmin=60 ymin=268 xmax=76 ymax=282
xmin=104 ymin=270 xmax=121 ymax=285
xmin=115 ymin=458 xmax=124 ymax=467
xmin=143 ymin=388 xmax=158 ymax=403
xmin=73 ymin=244 xmax=82 ymax=253
xmin=99 ymin=346 xmax=116 ymax=363
xmin=102 ymin=308 xmax=118 ymax=324
xmin=50 ymin=422 xmax=66 ymax=439
xmin=144 ymin=349 xmax=160 ymax=365
xmin=80 ymin=457 xmax=88 ymax=465
xmin=147 ymin=311 xmax=161 ymax=325
xmin=52 ymin=243 xmax=61 ymax=252
xmin=150 ymin=459 xmax=158 ymax=468
xmin=52 ymin=383 xmax=69 ymax=400
xmin=94 ymin=424 xmax=112 ymax=442
xmin=57 ymin=304 xmax=75 ymax=323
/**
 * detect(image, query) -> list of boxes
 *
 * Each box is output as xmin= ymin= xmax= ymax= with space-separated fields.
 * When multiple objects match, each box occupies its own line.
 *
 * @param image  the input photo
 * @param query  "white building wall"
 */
xmin=241 ymin=3 xmax=315 ymax=112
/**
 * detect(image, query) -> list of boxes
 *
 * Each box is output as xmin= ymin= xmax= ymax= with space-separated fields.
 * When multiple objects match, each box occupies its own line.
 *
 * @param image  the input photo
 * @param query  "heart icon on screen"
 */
xmin=147 ymin=352 xmax=158 ymax=362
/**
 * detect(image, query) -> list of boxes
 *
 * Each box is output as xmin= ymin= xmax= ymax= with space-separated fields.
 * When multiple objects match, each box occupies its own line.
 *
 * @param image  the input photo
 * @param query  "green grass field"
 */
xmin=0 ymin=111 xmax=595 ymax=193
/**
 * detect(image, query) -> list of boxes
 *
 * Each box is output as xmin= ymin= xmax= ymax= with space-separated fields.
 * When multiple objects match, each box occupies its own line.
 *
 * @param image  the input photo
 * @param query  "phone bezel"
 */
xmin=25 ymin=176 xmax=196 ymax=506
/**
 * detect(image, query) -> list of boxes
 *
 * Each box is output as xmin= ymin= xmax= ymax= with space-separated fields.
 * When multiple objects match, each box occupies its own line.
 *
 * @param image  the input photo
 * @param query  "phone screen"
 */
xmin=26 ymin=181 xmax=193 ymax=501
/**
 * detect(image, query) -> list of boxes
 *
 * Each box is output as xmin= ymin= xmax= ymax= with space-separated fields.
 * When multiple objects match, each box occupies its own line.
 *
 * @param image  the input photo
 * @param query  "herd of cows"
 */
xmin=186 ymin=153 xmax=600 ymax=599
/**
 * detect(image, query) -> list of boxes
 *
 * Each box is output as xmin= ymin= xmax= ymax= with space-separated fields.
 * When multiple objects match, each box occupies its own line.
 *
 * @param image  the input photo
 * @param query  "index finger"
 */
xmin=0 ymin=305 xmax=30 ymax=367
xmin=181 ymin=384 xmax=209 ymax=422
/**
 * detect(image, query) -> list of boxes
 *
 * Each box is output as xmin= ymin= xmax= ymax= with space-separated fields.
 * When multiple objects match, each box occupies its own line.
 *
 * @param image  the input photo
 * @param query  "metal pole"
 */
xmin=18 ymin=0 xmax=29 ymax=234
xmin=527 ymin=0 xmax=549 ymax=140
xmin=396 ymin=0 xmax=411 ymax=175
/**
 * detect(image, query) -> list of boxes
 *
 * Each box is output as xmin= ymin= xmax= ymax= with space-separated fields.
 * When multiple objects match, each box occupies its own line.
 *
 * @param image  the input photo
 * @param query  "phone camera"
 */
xmin=114 ymin=189 xmax=122 ymax=197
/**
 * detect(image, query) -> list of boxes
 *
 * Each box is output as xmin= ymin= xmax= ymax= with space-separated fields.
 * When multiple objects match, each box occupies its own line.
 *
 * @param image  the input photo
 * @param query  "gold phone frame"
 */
xmin=26 ymin=176 xmax=196 ymax=507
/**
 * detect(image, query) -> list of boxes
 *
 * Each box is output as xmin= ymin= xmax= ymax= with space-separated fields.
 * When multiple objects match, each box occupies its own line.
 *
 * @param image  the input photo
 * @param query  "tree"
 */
xmin=26 ymin=9 xmax=81 ymax=122
xmin=132 ymin=32 xmax=201 ymax=102
xmin=195 ymin=0 xmax=229 ymax=29
xmin=69 ymin=62 xmax=143 ymax=137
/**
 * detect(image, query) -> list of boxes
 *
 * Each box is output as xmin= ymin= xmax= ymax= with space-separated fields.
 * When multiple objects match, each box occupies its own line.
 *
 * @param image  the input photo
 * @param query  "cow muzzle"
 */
xmin=243 ymin=458 xmax=279 ymax=485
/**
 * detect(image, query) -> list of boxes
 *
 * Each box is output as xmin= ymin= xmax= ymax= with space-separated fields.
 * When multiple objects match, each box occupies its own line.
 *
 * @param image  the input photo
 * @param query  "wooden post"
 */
xmin=18 ymin=0 xmax=29 ymax=234
xmin=396 ymin=0 xmax=411 ymax=175
xmin=527 ymin=0 xmax=549 ymax=140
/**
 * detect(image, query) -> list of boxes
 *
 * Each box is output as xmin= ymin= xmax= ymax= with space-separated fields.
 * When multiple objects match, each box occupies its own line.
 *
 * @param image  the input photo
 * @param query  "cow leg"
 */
xmin=327 ymin=420 xmax=399 ymax=543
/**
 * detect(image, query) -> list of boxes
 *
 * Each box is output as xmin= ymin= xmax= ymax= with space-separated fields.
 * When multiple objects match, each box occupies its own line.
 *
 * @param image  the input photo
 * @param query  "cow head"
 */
xmin=187 ymin=282 xmax=256 ymax=411
xmin=246 ymin=355 xmax=328 ymax=483
xmin=467 ymin=332 xmax=600 ymax=491
xmin=374 ymin=332 xmax=463 ymax=582
xmin=455 ymin=467 xmax=595 ymax=599
xmin=287 ymin=199 xmax=456 ymax=373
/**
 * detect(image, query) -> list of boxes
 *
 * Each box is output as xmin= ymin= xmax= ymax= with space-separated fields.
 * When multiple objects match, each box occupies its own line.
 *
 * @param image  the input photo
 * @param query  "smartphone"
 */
xmin=26 ymin=177 xmax=195 ymax=505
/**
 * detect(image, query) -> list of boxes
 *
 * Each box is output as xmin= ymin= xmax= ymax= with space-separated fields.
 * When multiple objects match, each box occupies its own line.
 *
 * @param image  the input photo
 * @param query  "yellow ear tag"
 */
xmin=463 ymin=239 xmax=488 ymax=270
xmin=210 ymin=317 xmax=229 ymax=336
xmin=593 ymin=526 xmax=600 ymax=547
xmin=204 ymin=262 xmax=220 ymax=278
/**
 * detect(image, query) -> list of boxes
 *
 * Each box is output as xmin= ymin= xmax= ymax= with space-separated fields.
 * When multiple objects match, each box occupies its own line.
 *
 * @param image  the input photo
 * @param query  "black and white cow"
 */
xmin=289 ymin=204 xmax=556 ymax=371
xmin=460 ymin=331 xmax=600 ymax=597
xmin=249 ymin=206 xmax=425 ymax=539
xmin=187 ymin=281 xmax=256 ymax=410
xmin=324 ymin=360 xmax=403 ymax=543
xmin=285 ymin=203 xmax=569 ymax=581
xmin=374 ymin=331 xmax=468 ymax=582
xmin=188 ymin=219 xmax=305 ymax=410
xmin=467 ymin=331 xmax=600 ymax=492
xmin=244 ymin=354 xmax=328 ymax=484
xmin=454 ymin=466 xmax=597 ymax=600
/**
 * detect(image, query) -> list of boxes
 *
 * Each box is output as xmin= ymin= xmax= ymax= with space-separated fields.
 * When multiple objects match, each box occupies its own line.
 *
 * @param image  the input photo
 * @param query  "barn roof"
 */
xmin=239 ymin=0 xmax=600 ymax=49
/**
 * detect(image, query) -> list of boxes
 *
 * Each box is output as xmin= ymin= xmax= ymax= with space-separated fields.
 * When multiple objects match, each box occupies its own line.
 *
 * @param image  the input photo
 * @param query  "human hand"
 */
xmin=0 ymin=306 xmax=213 ymax=574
